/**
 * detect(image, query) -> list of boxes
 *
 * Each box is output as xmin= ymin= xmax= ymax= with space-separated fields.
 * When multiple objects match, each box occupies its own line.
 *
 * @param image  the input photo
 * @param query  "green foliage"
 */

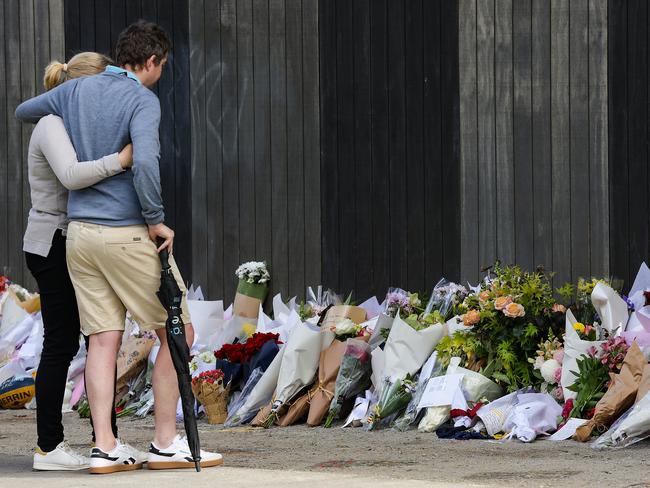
xmin=568 ymin=354 xmax=610 ymax=418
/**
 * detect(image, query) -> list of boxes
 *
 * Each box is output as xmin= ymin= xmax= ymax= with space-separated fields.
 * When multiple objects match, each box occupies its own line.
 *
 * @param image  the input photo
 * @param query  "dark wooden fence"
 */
xmin=458 ymin=0 xmax=609 ymax=286
xmin=4 ymin=0 xmax=649 ymax=301
xmin=63 ymin=0 xmax=193 ymax=279
xmin=189 ymin=0 xmax=321 ymax=302
xmin=609 ymin=0 xmax=650 ymax=288
xmin=319 ymin=0 xmax=460 ymax=299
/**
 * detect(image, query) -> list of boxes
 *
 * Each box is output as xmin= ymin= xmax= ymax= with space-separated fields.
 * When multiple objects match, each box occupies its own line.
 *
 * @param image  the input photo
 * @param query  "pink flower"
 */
xmin=587 ymin=346 xmax=599 ymax=358
xmin=553 ymin=349 xmax=564 ymax=364
xmin=553 ymin=367 xmax=562 ymax=384
xmin=552 ymin=386 xmax=564 ymax=402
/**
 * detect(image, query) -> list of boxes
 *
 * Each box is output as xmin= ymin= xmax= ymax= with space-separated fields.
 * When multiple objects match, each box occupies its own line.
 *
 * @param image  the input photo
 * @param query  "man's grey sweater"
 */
xmin=15 ymin=70 xmax=164 ymax=226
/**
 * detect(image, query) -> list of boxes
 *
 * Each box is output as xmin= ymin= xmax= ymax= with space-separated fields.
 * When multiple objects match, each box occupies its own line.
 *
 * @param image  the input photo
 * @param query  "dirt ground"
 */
xmin=0 ymin=410 xmax=648 ymax=487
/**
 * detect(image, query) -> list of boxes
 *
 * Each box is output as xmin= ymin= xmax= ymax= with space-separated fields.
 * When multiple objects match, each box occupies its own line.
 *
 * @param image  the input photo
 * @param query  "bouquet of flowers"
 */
xmin=190 ymin=351 xmax=216 ymax=376
xmin=365 ymin=375 xmax=416 ymax=430
xmin=567 ymin=351 xmax=610 ymax=419
xmin=191 ymin=369 xmax=230 ymax=424
xmin=443 ymin=264 xmax=561 ymax=391
xmin=393 ymin=351 xmax=444 ymax=431
xmin=574 ymin=342 xmax=645 ymax=441
xmin=384 ymin=288 xmax=422 ymax=318
xmin=324 ymin=339 xmax=372 ymax=427
xmin=423 ymin=279 xmax=469 ymax=321
xmin=214 ymin=332 xmax=282 ymax=390
xmin=529 ymin=333 xmax=564 ymax=401
xmin=234 ymin=261 xmax=270 ymax=318
xmin=330 ymin=318 xmax=368 ymax=341
xmin=299 ymin=286 xmax=341 ymax=320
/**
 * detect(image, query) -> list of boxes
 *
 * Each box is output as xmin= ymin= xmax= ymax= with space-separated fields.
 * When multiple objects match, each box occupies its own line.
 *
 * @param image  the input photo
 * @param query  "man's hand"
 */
xmin=118 ymin=143 xmax=133 ymax=169
xmin=148 ymin=223 xmax=174 ymax=253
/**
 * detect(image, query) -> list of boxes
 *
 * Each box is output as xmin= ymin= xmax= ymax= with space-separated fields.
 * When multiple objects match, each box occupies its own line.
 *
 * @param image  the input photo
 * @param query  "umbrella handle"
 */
xmin=157 ymin=238 xmax=171 ymax=270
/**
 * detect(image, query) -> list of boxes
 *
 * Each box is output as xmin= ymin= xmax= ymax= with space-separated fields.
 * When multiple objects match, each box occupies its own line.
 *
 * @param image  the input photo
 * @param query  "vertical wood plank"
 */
xmin=189 ymin=0 xmax=208 ymax=291
xmin=494 ymin=0 xmax=514 ymax=266
xmin=0 ymin=0 xmax=7 ymax=272
xmin=405 ymin=0 xmax=425 ymax=292
xmin=588 ymin=0 xmax=609 ymax=277
xmin=64 ymin=0 xmax=80 ymax=58
xmin=236 ymin=0 xmax=256 ymax=265
xmin=569 ymin=0 xmax=591 ymax=281
xmin=607 ymin=0 xmax=629 ymax=285
xmin=95 ymin=0 xmax=111 ymax=56
xmin=319 ymin=0 xmax=339 ymax=291
xmin=387 ymin=0 xmax=407 ymax=287
xmin=532 ymin=0 xmax=552 ymax=270
xmin=49 ymin=0 xmax=65 ymax=61
xmin=477 ymin=0 xmax=496 ymax=272
xmin=626 ymin=0 xmax=648 ymax=281
xmin=285 ymin=0 xmax=305 ymax=298
xmin=441 ymin=0 xmax=461 ymax=282
xmin=6 ymin=0 xmax=24 ymax=283
xmin=302 ymin=0 xmax=321 ymax=289
xmin=336 ymin=0 xmax=355 ymax=294
xmin=205 ymin=0 xmax=225 ymax=298
xmin=252 ymin=0 xmax=272 ymax=274
xmin=459 ymin=0 xmax=479 ymax=283
xmin=551 ymin=0 xmax=571 ymax=286
xmin=172 ymin=0 xmax=192 ymax=279
xmin=352 ymin=0 xmax=372 ymax=298
xmin=513 ymin=0 xmax=534 ymax=273
xmin=423 ymin=0 xmax=443 ymax=282
xmin=34 ymin=0 xmax=50 ymax=94
xmin=369 ymin=0 xmax=389 ymax=294
xmin=221 ymin=0 xmax=240 ymax=300
xmin=79 ymin=0 xmax=95 ymax=51
xmin=269 ymin=0 xmax=289 ymax=297
xmin=110 ymin=0 xmax=126 ymax=50
xmin=20 ymin=0 xmax=37 ymax=287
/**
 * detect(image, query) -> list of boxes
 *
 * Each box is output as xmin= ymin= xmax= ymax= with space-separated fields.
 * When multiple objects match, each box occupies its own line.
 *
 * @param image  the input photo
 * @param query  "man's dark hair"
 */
xmin=115 ymin=20 xmax=171 ymax=68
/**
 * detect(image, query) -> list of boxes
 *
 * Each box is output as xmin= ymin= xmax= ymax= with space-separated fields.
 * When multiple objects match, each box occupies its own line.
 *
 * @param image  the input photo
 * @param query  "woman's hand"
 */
xmin=118 ymin=143 xmax=133 ymax=169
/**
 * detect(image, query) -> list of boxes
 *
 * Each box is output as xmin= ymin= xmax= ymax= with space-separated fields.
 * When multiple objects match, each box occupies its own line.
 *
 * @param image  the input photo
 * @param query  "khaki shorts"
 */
xmin=66 ymin=221 xmax=190 ymax=336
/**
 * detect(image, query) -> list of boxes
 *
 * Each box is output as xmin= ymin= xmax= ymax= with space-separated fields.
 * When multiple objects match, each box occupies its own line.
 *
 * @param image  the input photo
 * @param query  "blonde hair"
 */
xmin=43 ymin=52 xmax=112 ymax=90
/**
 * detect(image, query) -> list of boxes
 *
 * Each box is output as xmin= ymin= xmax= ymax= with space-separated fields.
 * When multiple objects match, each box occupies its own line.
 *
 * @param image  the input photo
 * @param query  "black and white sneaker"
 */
xmin=148 ymin=435 xmax=223 ymax=470
xmin=89 ymin=439 xmax=144 ymax=474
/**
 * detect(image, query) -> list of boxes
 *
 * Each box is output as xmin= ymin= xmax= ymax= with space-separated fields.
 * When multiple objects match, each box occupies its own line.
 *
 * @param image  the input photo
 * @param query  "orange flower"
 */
xmin=503 ymin=302 xmax=525 ymax=318
xmin=552 ymin=303 xmax=566 ymax=314
xmin=463 ymin=309 xmax=481 ymax=326
xmin=479 ymin=291 xmax=490 ymax=302
xmin=494 ymin=296 xmax=513 ymax=311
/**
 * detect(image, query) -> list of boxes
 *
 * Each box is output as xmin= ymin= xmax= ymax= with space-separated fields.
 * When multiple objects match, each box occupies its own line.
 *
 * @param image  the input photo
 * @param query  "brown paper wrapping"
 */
xmin=276 ymin=391 xmax=312 ymax=426
xmin=635 ymin=364 xmax=650 ymax=403
xmin=574 ymin=342 xmax=646 ymax=442
xmin=321 ymin=306 xmax=367 ymax=329
xmin=305 ymin=339 xmax=349 ymax=426
xmin=192 ymin=380 xmax=230 ymax=424
xmin=115 ymin=336 xmax=156 ymax=403
xmin=251 ymin=401 xmax=273 ymax=427
xmin=233 ymin=292 xmax=262 ymax=319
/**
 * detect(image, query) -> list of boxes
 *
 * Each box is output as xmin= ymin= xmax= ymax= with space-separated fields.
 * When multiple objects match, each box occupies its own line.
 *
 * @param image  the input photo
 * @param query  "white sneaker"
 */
xmin=148 ymin=434 xmax=223 ymax=470
xmin=33 ymin=441 xmax=89 ymax=471
xmin=89 ymin=439 xmax=144 ymax=474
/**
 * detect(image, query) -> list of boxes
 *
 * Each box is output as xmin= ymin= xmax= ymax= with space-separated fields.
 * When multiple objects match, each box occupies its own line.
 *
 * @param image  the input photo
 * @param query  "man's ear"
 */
xmin=145 ymin=55 xmax=157 ymax=71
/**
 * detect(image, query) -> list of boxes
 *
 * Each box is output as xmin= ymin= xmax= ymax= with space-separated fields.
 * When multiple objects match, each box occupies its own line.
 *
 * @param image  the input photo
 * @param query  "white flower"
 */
xmin=235 ymin=261 xmax=270 ymax=284
xmin=189 ymin=351 xmax=216 ymax=373
xmin=540 ymin=358 xmax=561 ymax=384
xmin=334 ymin=319 xmax=360 ymax=337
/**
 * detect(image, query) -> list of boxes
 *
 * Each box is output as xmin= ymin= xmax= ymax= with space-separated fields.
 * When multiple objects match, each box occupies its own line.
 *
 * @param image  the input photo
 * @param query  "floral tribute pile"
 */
xmin=4 ymin=259 xmax=650 ymax=451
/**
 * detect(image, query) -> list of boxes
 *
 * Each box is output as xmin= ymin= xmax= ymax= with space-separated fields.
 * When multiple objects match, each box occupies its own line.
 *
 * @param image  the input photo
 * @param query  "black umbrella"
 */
xmin=156 ymin=247 xmax=201 ymax=472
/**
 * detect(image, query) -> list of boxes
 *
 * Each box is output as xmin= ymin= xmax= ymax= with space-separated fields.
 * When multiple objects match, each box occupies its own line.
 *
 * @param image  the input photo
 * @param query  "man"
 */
xmin=16 ymin=20 xmax=221 ymax=474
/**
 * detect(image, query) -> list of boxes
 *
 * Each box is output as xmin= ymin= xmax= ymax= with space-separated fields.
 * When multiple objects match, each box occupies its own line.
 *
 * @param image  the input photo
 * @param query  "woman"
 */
xmin=24 ymin=52 xmax=132 ymax=471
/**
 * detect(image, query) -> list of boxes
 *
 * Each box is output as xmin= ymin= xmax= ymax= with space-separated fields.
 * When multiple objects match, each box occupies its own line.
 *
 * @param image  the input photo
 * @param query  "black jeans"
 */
xmin=25 ymin=229 xmax=118 ymax=451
